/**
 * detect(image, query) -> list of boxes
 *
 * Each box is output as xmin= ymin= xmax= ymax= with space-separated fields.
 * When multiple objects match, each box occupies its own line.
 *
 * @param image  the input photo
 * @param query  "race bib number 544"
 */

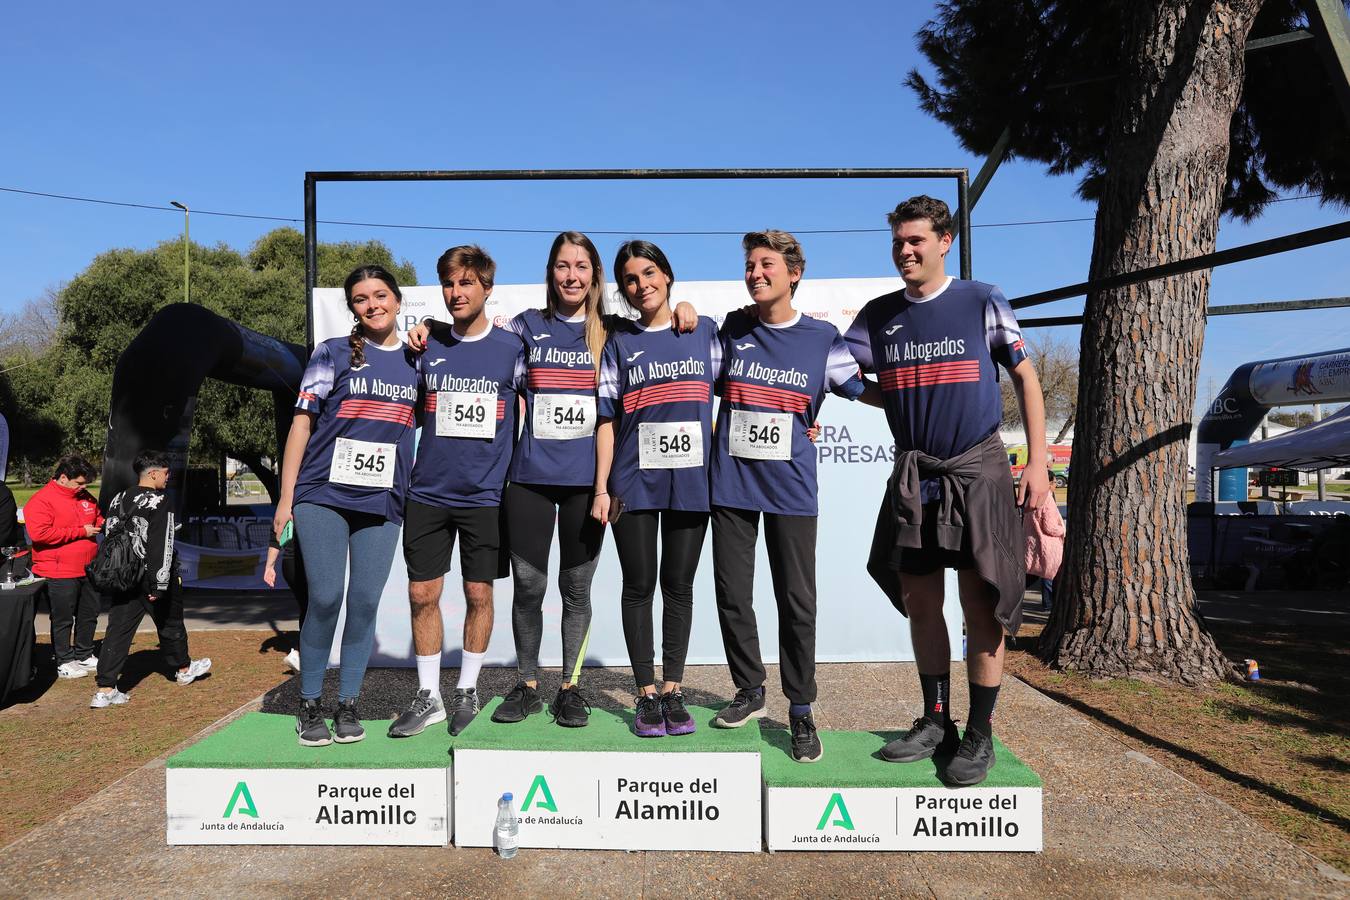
xmin=329 ymin=437 xmax=396 ymax=488
xmin=638 ymin=421 xmax=703 ymax=469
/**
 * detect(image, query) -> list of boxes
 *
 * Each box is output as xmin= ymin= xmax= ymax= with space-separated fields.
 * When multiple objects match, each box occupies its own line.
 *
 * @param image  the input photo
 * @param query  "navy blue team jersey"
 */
xmin=844 ymin=277 xmax=1027 ymax=460
xmin=597 ymin=316 xmax=722 ymax=512
xmin=293 ymin=337 xmax=419 ymax=524
xmin=711 ymin=311 xmax=864 ymax=516
xmin=409 ymin=324 xmax=526 ymax=508
xmin=506 ymin=308 xmax=599 ymax=488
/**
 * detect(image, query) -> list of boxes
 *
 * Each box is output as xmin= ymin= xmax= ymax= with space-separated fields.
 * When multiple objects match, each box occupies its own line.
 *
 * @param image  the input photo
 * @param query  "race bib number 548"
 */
xmin=329 ymin=437 xmax=396 ymax=488
xmin=638 ymin=421 xmax=703 ymax=469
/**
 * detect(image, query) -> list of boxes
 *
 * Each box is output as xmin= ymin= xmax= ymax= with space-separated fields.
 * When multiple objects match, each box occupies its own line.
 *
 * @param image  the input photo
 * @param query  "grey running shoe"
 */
xmin=880 ymin=717 xmax=960 ymax=763
xmin=446 ymin=687 xmax=479 ymax=736
xmin=790 ymin=712 xmax=823 ymax=763
xmin=712 ymin=687 xmax=766 ymax=728
xmin=296 ymin=699 xmax=332 ymax=747
xmin=332 ymin=699 xmax=365 ymax=744
xmin=89 ymin=689 xmax=129 ymax=708
xmin=388 ymin=689 xmax=446 ymax=738
xmin=549 ymin=685 xmax=591 ymax=728
xmin=943 ymin=729 xmax=996 ymax=786
xmin=492 ymin=682 xmax=545 ymax=723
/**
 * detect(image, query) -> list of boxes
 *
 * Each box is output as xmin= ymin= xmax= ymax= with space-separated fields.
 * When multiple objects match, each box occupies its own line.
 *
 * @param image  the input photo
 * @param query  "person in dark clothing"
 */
xmin=91 ymin=450 xmax=212 ymax=708
xmin=0 ymin=480 xmax=21 ymax=549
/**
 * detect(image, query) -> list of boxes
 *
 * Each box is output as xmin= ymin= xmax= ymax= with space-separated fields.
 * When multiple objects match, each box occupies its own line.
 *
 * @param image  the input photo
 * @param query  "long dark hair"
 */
xmin=343 ymin=265 xmax=403 ymax=368
xmin=612 ymin=240 xmax=675 ymax=316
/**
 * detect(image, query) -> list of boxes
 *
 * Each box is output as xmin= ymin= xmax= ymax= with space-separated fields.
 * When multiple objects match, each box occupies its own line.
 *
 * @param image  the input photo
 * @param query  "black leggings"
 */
xmin=610 ymin=509 xmax=709 ymax=689
xmin=504 ymin=482 xmax=605 ymax=571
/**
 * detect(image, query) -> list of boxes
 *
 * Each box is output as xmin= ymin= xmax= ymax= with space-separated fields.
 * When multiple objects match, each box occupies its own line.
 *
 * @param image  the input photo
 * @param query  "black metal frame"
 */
xmin=303 ymin=167 xmax=972 ymax=349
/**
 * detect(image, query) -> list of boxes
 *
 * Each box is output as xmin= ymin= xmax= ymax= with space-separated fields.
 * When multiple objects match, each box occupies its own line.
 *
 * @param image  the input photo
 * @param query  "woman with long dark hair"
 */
xmin=274 ymin=265 xmax=419 ymax=747
xmin=593 ymin=240 xmax=721 ymax=737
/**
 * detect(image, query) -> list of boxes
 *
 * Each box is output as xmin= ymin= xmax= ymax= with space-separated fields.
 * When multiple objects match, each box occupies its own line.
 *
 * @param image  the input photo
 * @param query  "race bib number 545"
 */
xmin=329 ymin=437 xmax=396 ymax=488
xmin=638 ymin=421 xmax=703 ymax=469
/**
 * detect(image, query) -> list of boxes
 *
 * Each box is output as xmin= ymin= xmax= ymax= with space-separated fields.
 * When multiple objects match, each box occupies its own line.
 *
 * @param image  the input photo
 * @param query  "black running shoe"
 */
xmin=943 ymin=729 xmax=996 ymax=786
xmin=296 ymin=699 xmax=332 ymax=747
xmin=446 ymin=687 xmax=479 ymax=736
xmin=661 ymin=689 xmax=696 ymax=736
xmin=549 ymin=685 xmax=591 ymax=728
xmin=880 ymin=717 xmax=960 ymax=763
xmin=789 ymin=712 xmax=823 ymax=763
xmin=633 ymin=693 xmax=666 ymax=737
xmin=712 ymin=687 xmax=766 ymax=728
xmin=492 ymin=682 xmax=545 ymax=723
xmin=332 ymin=699 xmax=365 ymax=743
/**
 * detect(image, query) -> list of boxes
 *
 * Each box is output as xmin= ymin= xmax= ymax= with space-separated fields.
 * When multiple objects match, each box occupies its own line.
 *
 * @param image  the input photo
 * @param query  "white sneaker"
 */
xmin=90 ymin=689 xmax=130 ymax=708
xmin=77 ymin=655 xmax=99 ymax=670
xmin=176 ymin=658 xmax=212 ymax=686
xmin=57 ymin=662 xmax=90 ymax=679
xmin=284 ymin=649 xmax=301 ymax=673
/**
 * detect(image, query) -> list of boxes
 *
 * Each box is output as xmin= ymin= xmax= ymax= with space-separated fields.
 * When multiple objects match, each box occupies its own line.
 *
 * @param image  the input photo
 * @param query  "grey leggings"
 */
xmin=504 ymin=482 xmax=604 ymax=683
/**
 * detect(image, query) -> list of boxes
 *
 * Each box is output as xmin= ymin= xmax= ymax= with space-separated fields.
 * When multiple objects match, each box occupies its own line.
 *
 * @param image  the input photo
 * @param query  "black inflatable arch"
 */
xmin=98 ymin=303 xmax=307 ymax=516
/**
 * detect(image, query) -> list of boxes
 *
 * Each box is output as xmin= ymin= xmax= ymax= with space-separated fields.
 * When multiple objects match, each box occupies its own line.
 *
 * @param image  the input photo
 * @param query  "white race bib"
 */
xmin=435 ymin=391 xmax=496 ymax=439
xmin=728 ymin=409 xmax=793 ymax=461
xmin=532 ymin=394 xmax=596 ymax=440
xmin=638 ymin=421 xmax=703 ymax=469
xmin=329 ymin=437 xmax=396 ymax=488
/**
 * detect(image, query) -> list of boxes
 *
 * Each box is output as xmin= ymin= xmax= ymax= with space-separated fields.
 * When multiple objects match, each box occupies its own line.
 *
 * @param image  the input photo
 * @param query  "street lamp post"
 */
xmin=170 ymin=200 xmax=190 ymax=303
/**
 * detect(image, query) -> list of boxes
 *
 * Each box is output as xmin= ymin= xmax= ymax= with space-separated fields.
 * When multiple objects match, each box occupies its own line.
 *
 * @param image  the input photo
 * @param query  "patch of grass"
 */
xmin=1009 ymin=615 xmax=1350 ymax=873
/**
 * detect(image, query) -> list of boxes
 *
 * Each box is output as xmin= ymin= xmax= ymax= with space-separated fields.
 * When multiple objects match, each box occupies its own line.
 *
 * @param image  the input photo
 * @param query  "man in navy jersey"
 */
xmin=845 ymin=196 xmax=1049 ymax=786
xmin=388 ymin=246 xmax=526 ymax=738
xmin=709 ymin=230 xmax=865 ymax=763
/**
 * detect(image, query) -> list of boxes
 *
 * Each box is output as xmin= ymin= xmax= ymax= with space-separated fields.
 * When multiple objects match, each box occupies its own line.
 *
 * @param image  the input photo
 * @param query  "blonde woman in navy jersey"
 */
xmin=593 ymin=240 xmax=722 ymax=738
xmin=274 ymin=266 xmax=419 ymax=748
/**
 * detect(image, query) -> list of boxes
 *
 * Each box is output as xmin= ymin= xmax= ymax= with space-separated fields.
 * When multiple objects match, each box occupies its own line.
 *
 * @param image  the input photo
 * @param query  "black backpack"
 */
xmin=85 ymin=494 xmax=145 ymax=594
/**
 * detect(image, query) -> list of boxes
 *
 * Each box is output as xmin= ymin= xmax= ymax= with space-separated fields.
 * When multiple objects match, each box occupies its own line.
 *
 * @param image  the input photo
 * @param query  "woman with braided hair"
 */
xmin=273 ymin=265 xmax=419 ymax=747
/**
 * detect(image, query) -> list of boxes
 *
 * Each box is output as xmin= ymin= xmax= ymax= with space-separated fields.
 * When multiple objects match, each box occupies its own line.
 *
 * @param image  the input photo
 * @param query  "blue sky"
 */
xmin=5 ymin=0 xmax=1347 ymax=415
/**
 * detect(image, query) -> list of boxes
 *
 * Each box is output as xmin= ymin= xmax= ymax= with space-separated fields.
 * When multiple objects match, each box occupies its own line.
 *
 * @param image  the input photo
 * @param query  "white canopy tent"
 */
xmin=1211 ymin=405 xmax=1350 ymax=471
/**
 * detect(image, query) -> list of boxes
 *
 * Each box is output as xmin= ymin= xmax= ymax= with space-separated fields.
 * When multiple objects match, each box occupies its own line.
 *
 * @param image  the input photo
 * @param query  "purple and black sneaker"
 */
xmin=661 ymin=689 xmax=696 ymax=736
xmin=634 ymin=693 xmax=666 ymax=737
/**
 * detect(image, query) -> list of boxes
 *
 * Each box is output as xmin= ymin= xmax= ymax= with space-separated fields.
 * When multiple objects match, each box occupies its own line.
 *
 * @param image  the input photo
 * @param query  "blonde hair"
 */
xmin=545 ymin=232 xmax=607 ymax=378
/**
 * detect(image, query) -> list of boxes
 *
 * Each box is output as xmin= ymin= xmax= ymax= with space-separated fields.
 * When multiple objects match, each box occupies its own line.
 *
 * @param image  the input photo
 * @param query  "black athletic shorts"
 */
xmin=402 ymin=499 xmax=506 ymax=583
xmin=891 ymin=499 xmax=977 ymax=577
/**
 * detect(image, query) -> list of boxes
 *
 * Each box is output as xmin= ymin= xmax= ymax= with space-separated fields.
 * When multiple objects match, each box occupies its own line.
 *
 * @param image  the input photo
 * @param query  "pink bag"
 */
xmin=1024 ymin=493 xmax=1065 ymax=579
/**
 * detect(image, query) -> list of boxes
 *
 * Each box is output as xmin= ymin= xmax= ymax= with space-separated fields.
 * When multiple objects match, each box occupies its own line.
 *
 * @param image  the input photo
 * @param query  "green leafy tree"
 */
xmin=909 ymin=1 xmax=1348 ymax=682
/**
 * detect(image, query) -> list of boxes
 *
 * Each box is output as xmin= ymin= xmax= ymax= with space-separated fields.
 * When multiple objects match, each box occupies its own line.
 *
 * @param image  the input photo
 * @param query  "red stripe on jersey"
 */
xmin=529 ymin=369 xmax=597 ymax=389
xmin=723 ymin=380 xmax=811 ymax=413
xmin=336 ymin=398 xmax=415 ymax=426
xmin=622 ymin=380 xmax=711 ymax=414
xmin=879 ymin=360 xmax=981 ymax=391
xmin=298 ymin=390 xmax=318 ymax=402
xmin=423 ymin=394 xmax=508 ymax=421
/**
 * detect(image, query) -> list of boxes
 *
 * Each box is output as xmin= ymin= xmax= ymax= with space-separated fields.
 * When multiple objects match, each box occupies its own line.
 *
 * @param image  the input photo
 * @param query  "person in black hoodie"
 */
xmin=90 ymin=450 xmax=212 ymax=708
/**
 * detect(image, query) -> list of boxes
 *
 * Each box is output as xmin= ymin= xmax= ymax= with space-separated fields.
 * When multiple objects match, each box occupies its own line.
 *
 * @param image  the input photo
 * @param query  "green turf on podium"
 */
xmin=168 ymin=711 xmax=449 ymax=769
xmin=450 ymin=698 xmax=763 ymax=851
xmin=165 ymin=712 xmax=451 ymax=846
xmin=760 ymin=728 xmax=1043 ymax=852
xmin=450 ymin=697 xmax=761 ymax=752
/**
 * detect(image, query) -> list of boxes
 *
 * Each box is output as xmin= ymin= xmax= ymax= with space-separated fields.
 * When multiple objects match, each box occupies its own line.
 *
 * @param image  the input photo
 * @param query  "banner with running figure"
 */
xmin=312 ymin=278 xmax=967 ymax=666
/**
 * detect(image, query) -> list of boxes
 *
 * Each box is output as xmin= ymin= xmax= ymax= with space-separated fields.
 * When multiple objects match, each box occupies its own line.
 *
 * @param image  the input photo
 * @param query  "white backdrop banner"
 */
xmin=311 ymin=278 xmax=965 ymax=666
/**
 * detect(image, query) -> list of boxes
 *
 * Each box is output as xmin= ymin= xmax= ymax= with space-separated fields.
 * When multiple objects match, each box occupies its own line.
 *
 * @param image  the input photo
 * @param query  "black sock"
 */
xmin=967 ymin=683 xmax=1000 ymax=737
xmin=919 ymin=672 xmax=950 ymax=725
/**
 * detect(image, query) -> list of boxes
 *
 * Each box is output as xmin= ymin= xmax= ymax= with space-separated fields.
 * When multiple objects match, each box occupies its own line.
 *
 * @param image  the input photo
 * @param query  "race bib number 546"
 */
xmin=329 ymin=437 xmax=396 ymax=488
xmin=728 ymin=409 xmax=792 ymax=460
xmin=638 ymin=421 xmax=703 ymax=469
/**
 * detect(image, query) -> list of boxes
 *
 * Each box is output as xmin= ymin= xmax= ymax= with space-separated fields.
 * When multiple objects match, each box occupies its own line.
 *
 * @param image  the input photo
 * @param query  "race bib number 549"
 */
xmin=638 ymin=421 xmax=703 ymax=469
xmin=329 ymin=437 xmax=396 ymax=488
xmin=435 ymin=391 xmax=496 ymax=439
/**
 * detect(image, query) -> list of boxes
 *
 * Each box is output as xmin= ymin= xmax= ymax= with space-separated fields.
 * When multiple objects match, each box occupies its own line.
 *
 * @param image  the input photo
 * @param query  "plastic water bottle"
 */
xmin=495 ymin=792 xmax=519 ymax=859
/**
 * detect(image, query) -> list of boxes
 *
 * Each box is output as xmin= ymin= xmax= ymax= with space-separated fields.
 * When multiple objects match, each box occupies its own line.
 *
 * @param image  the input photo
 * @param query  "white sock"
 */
xmin=457 ymin=649 xmax=486 ymax=690
xmin=416 ymin=654 xmax=442 ymax=697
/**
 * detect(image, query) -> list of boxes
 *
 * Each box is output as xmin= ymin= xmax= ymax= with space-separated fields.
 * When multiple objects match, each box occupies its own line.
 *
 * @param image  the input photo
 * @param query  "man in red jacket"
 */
xmin=26 ymin=455 xmax=103 ymax=678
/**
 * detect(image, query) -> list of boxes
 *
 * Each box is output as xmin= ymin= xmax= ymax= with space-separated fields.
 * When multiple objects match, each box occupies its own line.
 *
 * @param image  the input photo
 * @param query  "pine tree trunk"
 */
xmin=1038 ymin=0 xmax=1263 ymax=683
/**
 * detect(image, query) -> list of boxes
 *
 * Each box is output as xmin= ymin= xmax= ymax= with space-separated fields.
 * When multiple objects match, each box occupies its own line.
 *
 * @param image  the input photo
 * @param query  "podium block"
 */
xmin=165 ymin=712 xmax=451 ymax=846
xmin=761 ymin=729 xmax=1042 ymax=851
xmin=452 ymin=698 xmax=762 ymax=851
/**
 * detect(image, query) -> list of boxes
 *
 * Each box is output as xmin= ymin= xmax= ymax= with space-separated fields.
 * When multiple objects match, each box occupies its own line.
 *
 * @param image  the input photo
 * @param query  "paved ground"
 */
xmin=1 ymin=657 xmax=1346 ymax=898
